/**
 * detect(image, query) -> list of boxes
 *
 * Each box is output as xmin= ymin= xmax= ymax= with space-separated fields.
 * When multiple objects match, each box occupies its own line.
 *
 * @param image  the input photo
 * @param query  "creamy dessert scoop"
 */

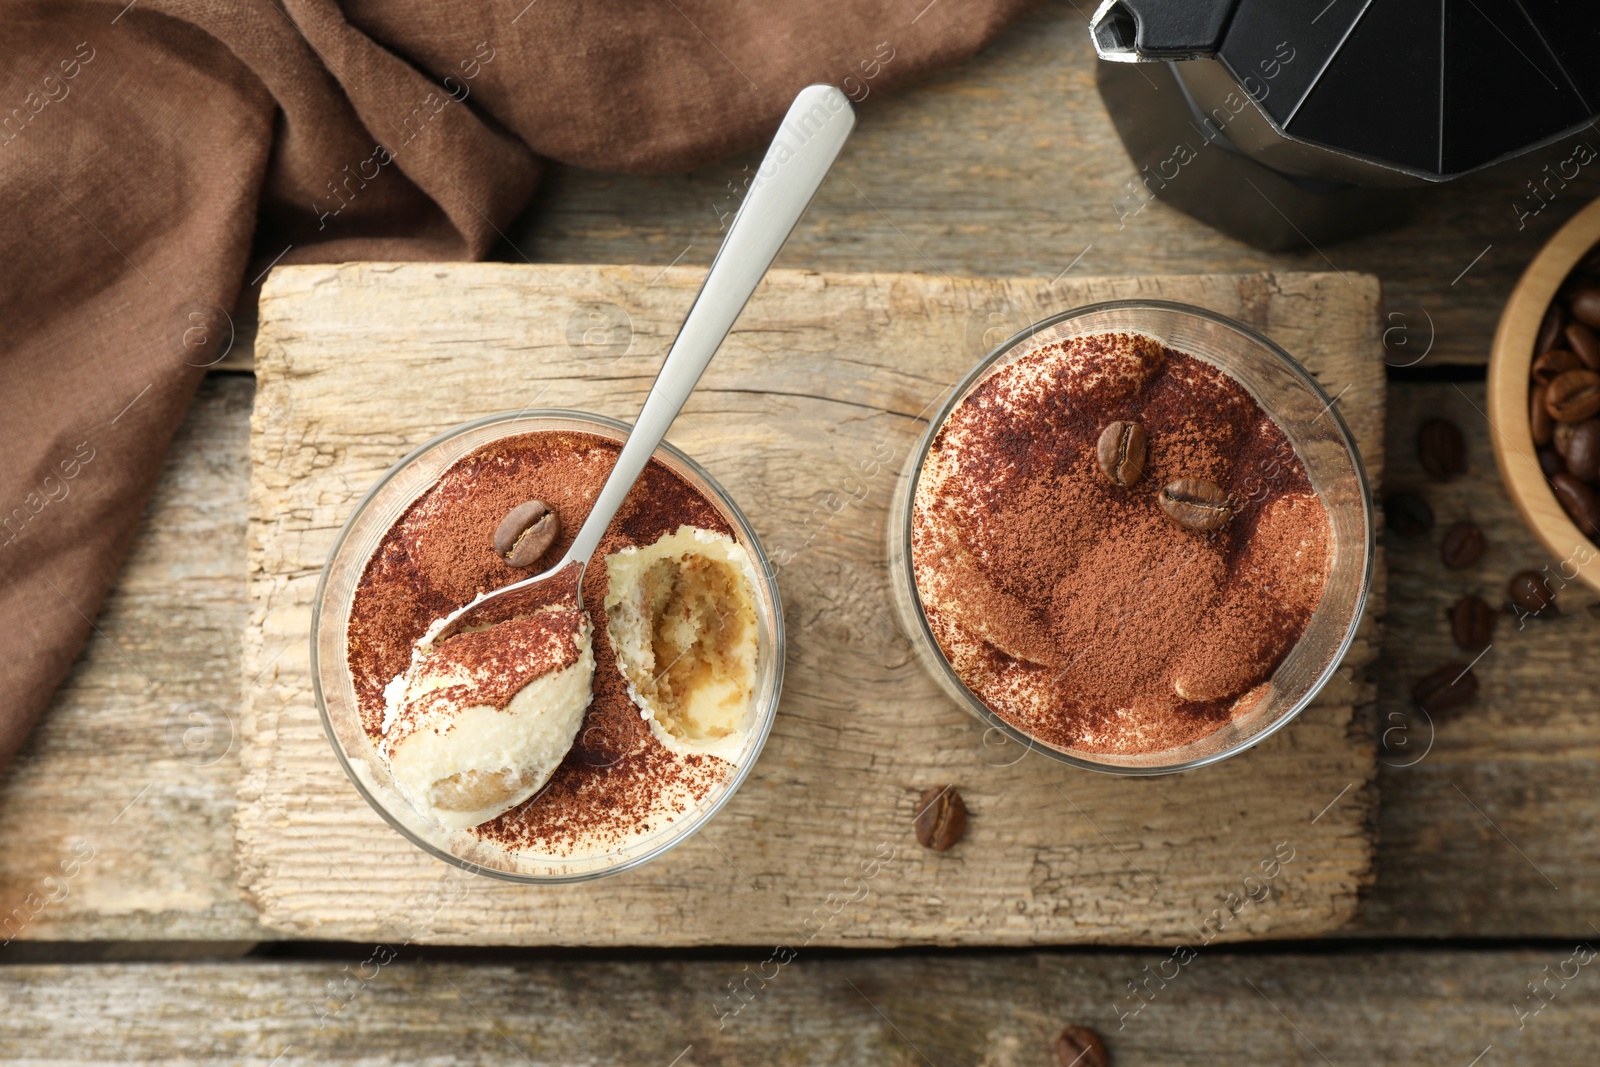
xmin=379 ymin=86 xmax=853 ymax=829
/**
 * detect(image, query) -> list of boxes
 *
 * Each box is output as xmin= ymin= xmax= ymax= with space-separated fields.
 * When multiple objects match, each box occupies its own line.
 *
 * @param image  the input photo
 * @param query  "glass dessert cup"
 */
xmin=313 ymin=410 xmax=785 ymax=883
xmin=888 ymin=300 xmax=1373 ymax=775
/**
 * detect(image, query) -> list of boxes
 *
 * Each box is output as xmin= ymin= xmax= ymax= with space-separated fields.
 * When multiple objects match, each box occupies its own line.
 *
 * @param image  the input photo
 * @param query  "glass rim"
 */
xmin=896 ymin=298 xmax=1375 ymax=775
xmin=311 ymin=407 xmax=786 ymax=883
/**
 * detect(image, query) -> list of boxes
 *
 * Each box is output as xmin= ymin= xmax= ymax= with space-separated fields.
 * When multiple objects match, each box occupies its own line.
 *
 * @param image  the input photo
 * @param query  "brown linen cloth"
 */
xmin=0 ymin=0 xmax=1031 ymax=771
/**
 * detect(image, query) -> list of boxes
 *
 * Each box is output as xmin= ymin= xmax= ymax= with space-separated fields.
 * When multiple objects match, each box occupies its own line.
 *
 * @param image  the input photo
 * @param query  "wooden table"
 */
xmin=6 ymin=5 xmax=1600 ymax=1061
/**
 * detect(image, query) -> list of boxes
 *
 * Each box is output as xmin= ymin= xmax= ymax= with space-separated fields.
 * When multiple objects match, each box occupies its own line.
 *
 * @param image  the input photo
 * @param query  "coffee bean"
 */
xmin=1417 ymin=419 xmax=1466 ymax=479
xmin=1571 ymin=283 xmax=1600 ymax=329
xmin=1555 ymin=419 xmax=1578 ymax=457
xmin=494 ymin=499 xmax=560 ymax=567
xmin=1532 ymin=348 xmax=1584 ymax=384
xmin=1566 ymin=419 xmax=1600 ymax=482
xmin=1531 ymin=382 xmax=1555 ymax=447
xmin=1413 ymin=662 xmax=1479 ymax=715
xmin=1508 ymin=570 xmax=1556 ymax=614
xmin=1545 ymin=368 xmax=1600 ymax=423
xmin=1567 ymin=323 xmax=1600 ymax=370
xmin=1385 ymin=492 xmax=1434 ymax=538
xmin=1551 ymin=472 xmax=1600 ymax=534
xmin=1539 ymin=447 xmax=1565 ymax=476
xmin=1440 ymin=521 xmax=1486 ymax=569
xmin=914 ymin=786 xmax=967 ymax=851
xmin=1447 ymin=595 xmax=1497 ymax=651
xmin=1538 ymin=303 xmax=1567 ymax=355
xmin=1096 ymin=421 xmax=1147 ymax=487
xmin=1158 ymin=478 xmax=1231 ymax=531
xmin=1054 ymin=1026 xmax=1108 ymax=1067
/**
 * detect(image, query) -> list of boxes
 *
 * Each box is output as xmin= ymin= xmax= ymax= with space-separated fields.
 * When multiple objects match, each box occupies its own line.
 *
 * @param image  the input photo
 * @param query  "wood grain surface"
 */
xmin=501 ymin=4 xmax=1600 ymax=370
xmin=0 ymin=375 xmax=267 ymax=943
xmin=2 ymin=949 xmax=1592 ymax=1064
xmin=236 ymin=262 xmax=1383 ymax=945
xmin=1365 ymin=382 xmax=1600 ymax=937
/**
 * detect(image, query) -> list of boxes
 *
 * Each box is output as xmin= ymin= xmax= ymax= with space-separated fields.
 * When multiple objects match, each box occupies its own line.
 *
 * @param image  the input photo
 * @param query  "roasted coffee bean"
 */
xmin=1413 ymin=662 xmax=1479 ymax=715
xmin=1566 ymin=419 xmax=1600 ymax=482
xmin=914 ymin=786 xmax=968 ymax=851
xmin=1555 ymin=419 xmax=1578 ymax=457
xmin=1551 ymin=472 xmax=1600 ymax=535
xmin=1539 ymin=447 xmax=1566 ymax=477
xmin=1417 ymin=419 xmax=1466 ymax=479
xmin=1448 ymin=594 xmax=1497 ymax=651
xmin=1508 ymin=569 xmax=1556 ymax=614
xmin=1054 ymin=1026 xmax=1109 ymax=1067
xmin=494 ymin=499 xmax=560 ymax=567
xmin=1096 ymin=420 xmax=1147 ymax=486
xmin=1532 ymin=348 xmax=1584 ymax=383
xmin=1538 ymin=303 xmax=1567 ymax=355
xmin=1567 ymin=323 xmax=1600 ymax=370
xmin=1546 ymin=368 xmax=1600 ymax=423
xmin=1158 ymin=478 xmax=1231 ymax=531
xmin=1571 ymin=283 xmax=1600 ymax=329
xmin=1440 ymin=521 xmax=1486 ymax=569
xmin=1531 ymin=382 xmax=1555 ymax=446
xmin=1385 ymin=492 xmax=1434 ymax=538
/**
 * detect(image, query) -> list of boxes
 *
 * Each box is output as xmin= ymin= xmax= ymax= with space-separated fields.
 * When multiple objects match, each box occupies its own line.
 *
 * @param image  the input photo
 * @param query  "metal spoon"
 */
xmin=428 ymin=85 xmax=855 ymax=643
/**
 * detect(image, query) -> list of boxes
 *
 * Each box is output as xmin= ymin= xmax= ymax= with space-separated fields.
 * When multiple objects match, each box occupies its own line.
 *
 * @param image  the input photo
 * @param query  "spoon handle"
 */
xmin=561 ymin=85 xmax=855 ymax=569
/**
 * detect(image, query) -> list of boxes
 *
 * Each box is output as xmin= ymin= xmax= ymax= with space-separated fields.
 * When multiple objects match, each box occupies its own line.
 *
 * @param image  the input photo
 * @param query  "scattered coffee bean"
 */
xmin=1545 ymin=368 xmax=1600 ymax=423
xmin=1538 ymin=304 xmax=1567 ymax=354
xmin=1566 ymin=419 xmax=1600 ymax=482
xmin=1532 ymin=348 xmax=1584 ymax=384
xmin=1531 ymin=382 xmax=1555 ymax=446
xmin=1417 ymin=419 xmax=1466 ymax=480
xmin=1440 ymin=521 xmax=1486 ymax=569
xmin=1507 ymin=570 xmax=1556 ymax=614
xmin=1413 ymin=662 xmax=1479 ymax=715
xmin=1567 ymin=323 xmax=1600 ymax=370
xmin=1539 ymin=447 xmax=1566 ymax=477
xmin=494 ymin=499 xmax=560 ymax=567
xmin=1054 ymin=1026 xmax=1109 ymax=1067
xmin=1447 ymin=595 xmax=1497 ymax=651
xmin=914 ymin=786 xmax=968 ymax=851
xmin=1158 ymin=478 xmax=1231 ymax=532
xmin=1552 ymin=472 xmax=1600 ymax=534
xmin=1571 ymin=283 xmax=1600 ymax=328
xmin=1096 ymin=421 xmax=1147 ymax=487
xmin=1385 ymin=492 xmax=1434 ymax=538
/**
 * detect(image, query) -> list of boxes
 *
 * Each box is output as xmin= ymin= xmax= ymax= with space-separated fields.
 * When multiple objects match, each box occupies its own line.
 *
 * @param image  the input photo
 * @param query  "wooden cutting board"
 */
xmin=237 ymin=263 xmax=1385 ymax=946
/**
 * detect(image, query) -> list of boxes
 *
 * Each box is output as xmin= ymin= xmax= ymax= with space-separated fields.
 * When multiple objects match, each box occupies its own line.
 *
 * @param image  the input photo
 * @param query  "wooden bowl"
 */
xmin=1487 ymin=197 xmax=1600 ymax=594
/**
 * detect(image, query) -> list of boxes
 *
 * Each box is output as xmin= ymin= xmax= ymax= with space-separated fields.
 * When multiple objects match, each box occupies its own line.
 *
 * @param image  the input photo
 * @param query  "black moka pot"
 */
xmin=1090 ymin=0 xmax=1600 ymax=249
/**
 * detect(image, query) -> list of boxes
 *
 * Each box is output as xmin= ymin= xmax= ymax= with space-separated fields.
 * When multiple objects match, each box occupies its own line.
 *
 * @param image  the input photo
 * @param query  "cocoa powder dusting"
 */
xmin=348 ymin=430 xmax=733 ymax=855
xmin=911 ymin=333 xmax=1333 ymax=754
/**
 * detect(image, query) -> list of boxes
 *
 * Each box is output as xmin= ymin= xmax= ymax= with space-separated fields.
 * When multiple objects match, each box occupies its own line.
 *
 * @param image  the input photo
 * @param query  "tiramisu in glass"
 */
xmin=315 ymin=412 xmax=783 ymax=881
xmin=890 ymin=301 xmax=1372 ymax=773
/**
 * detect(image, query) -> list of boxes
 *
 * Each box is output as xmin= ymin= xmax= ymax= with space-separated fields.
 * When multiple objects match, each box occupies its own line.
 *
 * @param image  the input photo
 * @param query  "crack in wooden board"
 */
xmin=238 ymin=263 xmax=1385 ymax=945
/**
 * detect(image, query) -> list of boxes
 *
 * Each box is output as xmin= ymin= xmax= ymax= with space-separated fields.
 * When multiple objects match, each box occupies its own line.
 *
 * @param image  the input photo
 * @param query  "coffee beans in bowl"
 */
xmin=1532 ymin=264 xmax=1600 ymax=536
xmin=1490 ymin=199 xmax=1600 ymax=592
